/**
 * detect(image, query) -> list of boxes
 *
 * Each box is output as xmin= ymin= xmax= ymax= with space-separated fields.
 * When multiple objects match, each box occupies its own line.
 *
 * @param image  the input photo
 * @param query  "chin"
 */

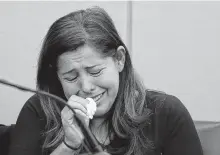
xmin=94 ymin=107 xmax=113 ymax=119
xmin=93 ymin=98 xmax=115 ymax=118
xmin=93 ymin=111 xmax=106 ymax=118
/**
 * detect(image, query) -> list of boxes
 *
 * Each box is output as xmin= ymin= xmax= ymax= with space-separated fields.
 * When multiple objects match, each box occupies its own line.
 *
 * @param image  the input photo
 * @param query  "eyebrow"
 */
xmin=61 ymin=64 xmax=102 ymax=75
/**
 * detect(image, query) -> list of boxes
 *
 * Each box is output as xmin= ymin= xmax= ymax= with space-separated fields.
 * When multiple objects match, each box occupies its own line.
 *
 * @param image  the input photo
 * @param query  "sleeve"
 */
xmin=160 ymin=95 xmax=203 ymax=155
xmin=8 ymin=95 xmax=45 ymax=155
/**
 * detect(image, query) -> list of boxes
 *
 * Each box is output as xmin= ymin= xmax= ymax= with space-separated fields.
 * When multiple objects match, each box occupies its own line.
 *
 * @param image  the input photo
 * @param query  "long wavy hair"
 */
xmin=37 ymin=6 xmax=153 ymax=155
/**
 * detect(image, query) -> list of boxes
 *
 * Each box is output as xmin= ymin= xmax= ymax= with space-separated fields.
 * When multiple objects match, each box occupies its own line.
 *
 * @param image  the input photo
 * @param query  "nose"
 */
xmin=79 ymin=75 xmax=95 ymax=94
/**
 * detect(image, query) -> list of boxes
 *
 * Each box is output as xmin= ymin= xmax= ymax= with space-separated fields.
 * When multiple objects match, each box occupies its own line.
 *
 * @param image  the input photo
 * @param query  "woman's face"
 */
xmin=57 ymin=44 xmax=125 ymax=117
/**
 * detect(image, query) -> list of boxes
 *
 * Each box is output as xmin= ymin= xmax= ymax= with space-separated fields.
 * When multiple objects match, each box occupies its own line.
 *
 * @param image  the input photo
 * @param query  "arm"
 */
xmin=161 ymin=95 xmax=203 ymax=155
xmin=8 ymin=95 xmax=44 ymax=155
xmin=8 ymin=95 xmax=85 ymax=155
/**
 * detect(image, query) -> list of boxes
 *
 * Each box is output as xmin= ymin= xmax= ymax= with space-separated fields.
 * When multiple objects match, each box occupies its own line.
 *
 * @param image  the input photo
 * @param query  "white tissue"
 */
xmin=86 ymin=98 xmax=97 ymax=119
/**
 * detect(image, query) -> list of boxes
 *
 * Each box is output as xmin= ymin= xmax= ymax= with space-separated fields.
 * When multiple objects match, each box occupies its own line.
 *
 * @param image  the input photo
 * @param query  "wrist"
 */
xmin=62 ymin=140 xmax=82 ymax=154
xmin=61 ymin=142 xmax=74 ymax=153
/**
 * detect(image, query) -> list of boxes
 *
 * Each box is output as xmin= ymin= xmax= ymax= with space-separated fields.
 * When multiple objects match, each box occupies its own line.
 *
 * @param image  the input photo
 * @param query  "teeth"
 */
xmin=93 ymin=93 xmax=102 ymax=101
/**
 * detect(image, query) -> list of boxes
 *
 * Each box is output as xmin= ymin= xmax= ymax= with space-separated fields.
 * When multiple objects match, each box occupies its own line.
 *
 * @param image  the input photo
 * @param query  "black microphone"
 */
xmin=0 ymin=78 xmax=103 ymax=153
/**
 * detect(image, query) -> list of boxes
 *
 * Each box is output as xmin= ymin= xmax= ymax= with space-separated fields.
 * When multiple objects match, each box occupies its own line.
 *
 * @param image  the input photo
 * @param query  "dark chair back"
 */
xmin=0 ymin=124 xmax=15 ymax=155
xmin=195 ymin=121 xmax=220 ymax=155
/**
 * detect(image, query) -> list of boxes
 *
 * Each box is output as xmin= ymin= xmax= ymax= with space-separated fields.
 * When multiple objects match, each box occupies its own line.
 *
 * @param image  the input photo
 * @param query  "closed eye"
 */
xmin=89 ymin=68 xmax=104 ymax=76
xmin=64 ymin=76 xmax=78 ymax=82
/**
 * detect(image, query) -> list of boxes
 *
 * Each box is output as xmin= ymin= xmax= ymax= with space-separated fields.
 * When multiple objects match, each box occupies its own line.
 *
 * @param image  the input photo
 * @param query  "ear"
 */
xmin=114 ymin=46 xmax=126 ymax=72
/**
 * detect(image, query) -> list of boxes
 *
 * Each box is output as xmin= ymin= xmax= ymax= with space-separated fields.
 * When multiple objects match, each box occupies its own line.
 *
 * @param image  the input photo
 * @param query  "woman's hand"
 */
xmin=61 ymin=95 xmax=90 ymax=148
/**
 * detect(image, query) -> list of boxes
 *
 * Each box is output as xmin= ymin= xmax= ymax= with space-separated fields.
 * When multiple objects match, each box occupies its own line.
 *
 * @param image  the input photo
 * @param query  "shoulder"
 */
xmin=21 ymin=94 xmax=45 ymax=119
xmin=15 ymin=94 xmax=47 ymax=134
xmin=144 ymin=91 xmax=203 ymax=154
xmin=145 ymin=90 xmax=194 ymax=145
xmin=146 ymin=90 xmax=189 ymax=119
xmin=146 ymin=90 xmax=192 ymax=130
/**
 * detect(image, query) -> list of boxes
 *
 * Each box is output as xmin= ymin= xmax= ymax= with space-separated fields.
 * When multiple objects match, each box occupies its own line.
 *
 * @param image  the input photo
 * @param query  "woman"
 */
xmin=9 ymin=6 xmax=203 ymax=155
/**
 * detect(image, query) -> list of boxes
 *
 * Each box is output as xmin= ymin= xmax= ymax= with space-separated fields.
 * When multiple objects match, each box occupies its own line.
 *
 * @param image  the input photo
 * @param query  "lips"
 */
xmin=91 ymin=91 xmax=106 ymax=103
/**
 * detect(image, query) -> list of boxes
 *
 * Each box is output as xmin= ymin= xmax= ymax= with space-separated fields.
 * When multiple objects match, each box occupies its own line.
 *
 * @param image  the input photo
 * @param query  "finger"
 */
xmin=68 ymin=95 xmax=89 ymax=113
xmin=61 ymin=107 xmax=75 ymax=125
xmin=61 ymin=108 xmax=81 ymax=131
xmin=62 ymin=117 xmax=84 ymax=140
xmin=61 ymin=106 xmax=74 ymax=120
xmin=62 ymin=104 xmax=88 ymax=121
xmin=61 ymin=106 xmax=89 ymax=127
xmin=67 ymin=100 xmax=87 ymax=114
xmin=74 ymin=109 xmax=90 ymax=127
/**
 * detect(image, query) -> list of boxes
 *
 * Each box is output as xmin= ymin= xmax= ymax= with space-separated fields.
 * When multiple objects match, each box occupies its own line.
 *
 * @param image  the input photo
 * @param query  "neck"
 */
xmin=90 ymin=117 xmax=107 ymax=130
xmin=90 ymin=117 xmax=111 ymax=146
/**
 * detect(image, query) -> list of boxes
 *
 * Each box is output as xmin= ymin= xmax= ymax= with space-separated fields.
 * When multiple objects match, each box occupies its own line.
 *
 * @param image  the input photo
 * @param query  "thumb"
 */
xmin=74 ymin=109 xmax=90 ymax=127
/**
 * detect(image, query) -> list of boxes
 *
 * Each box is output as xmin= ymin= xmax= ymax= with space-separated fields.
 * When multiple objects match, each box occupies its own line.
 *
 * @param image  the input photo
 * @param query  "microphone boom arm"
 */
xmin=0 ymin=78 xmax=103 ymax=153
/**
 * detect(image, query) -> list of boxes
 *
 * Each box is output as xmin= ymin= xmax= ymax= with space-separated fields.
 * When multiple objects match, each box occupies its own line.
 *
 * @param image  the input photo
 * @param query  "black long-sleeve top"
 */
xmin=8 ymin=91 xmax=203 ymax=155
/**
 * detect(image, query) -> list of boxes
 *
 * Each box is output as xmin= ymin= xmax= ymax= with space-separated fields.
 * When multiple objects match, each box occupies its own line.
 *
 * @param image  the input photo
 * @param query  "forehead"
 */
xmin=57 ymin=45 xmax=106 ymax=70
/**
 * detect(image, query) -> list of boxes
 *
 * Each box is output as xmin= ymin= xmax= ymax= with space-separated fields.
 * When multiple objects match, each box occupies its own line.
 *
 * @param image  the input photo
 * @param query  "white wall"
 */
xmin=132 ymin=2 xmax=220 ymax=121
xmin=0 ymin=1 xmax=128 ymax=125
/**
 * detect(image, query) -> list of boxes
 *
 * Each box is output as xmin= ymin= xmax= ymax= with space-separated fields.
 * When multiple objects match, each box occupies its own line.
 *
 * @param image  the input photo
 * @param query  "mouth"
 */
xmin=91 ymin=91 xmax=106 ymax=103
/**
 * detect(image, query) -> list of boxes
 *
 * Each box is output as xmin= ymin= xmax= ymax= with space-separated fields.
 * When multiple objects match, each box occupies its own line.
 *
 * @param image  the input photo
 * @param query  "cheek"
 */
xmin=97 ymin=69 xmax=119 ymax=95
xmin=60 ymin=81 xmax=78 ymax=99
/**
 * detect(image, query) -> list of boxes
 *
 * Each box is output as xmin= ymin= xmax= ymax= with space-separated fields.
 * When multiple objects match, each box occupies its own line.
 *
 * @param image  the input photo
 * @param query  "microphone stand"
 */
xmin=0 ymin=78 xmax=104 ymax=154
